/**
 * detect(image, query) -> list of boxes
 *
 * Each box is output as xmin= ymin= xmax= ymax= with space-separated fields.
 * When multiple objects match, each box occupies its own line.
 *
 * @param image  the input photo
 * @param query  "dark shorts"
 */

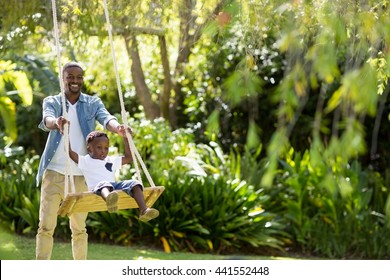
xmin=93 ymin=180 xmax=143 ymax=198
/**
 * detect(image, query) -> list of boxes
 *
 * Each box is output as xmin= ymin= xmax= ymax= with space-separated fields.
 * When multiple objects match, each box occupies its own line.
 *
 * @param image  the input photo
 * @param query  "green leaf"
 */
xmin=0 ymin=96 xmax=17 ymax=142
xmin=385 ymin=193 xmax=390 ymax=228
xmin=205 ymin=110 xmax=220 ymax=141
xmin=223 ymin=69 xmax=263 ymax=106
xmin=246 ymin=120 xmax=261 ymax=150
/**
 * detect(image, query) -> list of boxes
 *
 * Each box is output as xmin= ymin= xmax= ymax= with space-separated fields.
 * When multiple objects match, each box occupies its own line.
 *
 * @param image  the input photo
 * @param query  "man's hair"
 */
xmin=86 ymin=131 xmax=109 ymax=144
xmin=62 ymin=61 xmax=84 ymax=74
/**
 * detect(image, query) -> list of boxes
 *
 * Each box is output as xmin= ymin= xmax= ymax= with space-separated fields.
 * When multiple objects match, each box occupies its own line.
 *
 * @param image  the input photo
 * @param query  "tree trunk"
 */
xmin=171 ymin=0 xmax=225 ymax=128
xmin=158 ymin=35 xmax=172 ymax=121
xmin=124 ymin=34 xmax=160 ymax=120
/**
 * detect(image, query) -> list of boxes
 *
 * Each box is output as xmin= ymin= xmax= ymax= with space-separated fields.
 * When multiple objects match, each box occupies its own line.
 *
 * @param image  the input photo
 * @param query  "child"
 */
xmin=69 ymin=130 xmax=159 ymax=222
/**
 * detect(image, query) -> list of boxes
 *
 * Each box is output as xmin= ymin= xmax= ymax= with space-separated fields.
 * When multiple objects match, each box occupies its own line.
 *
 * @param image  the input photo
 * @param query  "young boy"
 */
xmin=69 ymin=130 xmax=159 ymax=222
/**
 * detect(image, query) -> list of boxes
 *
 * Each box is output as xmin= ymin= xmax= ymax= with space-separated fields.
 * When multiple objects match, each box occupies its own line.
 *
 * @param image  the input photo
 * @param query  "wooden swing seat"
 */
xmin=58 ymin=186 xmax=165 ymax=217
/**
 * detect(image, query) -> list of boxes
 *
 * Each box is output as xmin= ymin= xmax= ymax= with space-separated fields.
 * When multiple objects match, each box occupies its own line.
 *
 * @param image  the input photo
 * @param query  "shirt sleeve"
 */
xmin=38 ymin=95 xmax=61 ymax=132
xmin=93 ymin=96 xmax=118 ymax=129
xmin=111 ymin=156 xmax=123 ymax=171
xmin=78 ymin=155 xmax=88 ymax=171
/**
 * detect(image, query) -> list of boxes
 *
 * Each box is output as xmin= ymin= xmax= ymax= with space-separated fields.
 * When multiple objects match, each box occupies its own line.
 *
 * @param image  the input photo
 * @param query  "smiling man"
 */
xmin=35 ymin=61 xmax=125 ymax=260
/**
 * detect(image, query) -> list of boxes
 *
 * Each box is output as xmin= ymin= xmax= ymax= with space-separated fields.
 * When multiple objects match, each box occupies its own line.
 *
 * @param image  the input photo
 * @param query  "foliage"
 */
xmin=0 ymin=150 xmax=40 ymax=235
xmin=1 ymin=0 xmax=390 ymax=260
xmin=0 ymin=60 xmax=33 ymax=144
xmin=0 ymin=56 xmax=59 ymax=152
xmin=261 ymin=145 xmax=390 ymax=259
xmin=151 ymin=175 xmax=286 ymax=254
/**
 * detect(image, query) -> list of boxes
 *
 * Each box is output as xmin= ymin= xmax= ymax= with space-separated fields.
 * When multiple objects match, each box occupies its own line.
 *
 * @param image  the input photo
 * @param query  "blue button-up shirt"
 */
xmin=36 ymin=92 xmax=117 ymax=186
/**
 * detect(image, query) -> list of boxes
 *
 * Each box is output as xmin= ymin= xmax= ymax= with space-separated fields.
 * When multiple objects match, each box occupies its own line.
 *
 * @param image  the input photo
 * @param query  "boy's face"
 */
xmin=87 ymin=136 xmax=109 ymax=160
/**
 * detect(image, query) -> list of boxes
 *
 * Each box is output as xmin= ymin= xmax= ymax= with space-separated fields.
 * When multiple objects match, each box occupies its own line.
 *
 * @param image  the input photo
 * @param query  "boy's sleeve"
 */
xmin=78 ymin=155 xmax=87 ymax=171
xmin=112 ymin=156 xmax=122 ymax=171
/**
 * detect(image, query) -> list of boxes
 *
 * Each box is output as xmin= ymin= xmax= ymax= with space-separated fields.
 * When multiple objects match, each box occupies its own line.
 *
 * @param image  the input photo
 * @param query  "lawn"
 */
xmin=0 ymin=224 xmax=289 ymax=260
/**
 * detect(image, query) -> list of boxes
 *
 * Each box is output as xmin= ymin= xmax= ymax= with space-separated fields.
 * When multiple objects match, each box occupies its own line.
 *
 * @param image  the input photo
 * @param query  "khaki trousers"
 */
xmin=36 ymin=170 xmax=88 ymax=260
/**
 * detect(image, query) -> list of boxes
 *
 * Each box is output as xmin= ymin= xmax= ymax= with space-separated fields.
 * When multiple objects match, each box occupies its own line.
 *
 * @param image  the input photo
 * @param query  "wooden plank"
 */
xmin=58 ymin=186 xmax=164 ymax=217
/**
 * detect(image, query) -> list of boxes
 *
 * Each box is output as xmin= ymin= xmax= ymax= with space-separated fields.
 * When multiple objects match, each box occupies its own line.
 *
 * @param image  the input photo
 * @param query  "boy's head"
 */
xmin=86 ymin=131 xmax=110 ymax=160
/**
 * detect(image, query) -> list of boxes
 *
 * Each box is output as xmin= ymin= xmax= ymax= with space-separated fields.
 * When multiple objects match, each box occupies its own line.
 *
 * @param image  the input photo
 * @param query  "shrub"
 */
xmin=0 ymin=148 xmax=40 ymax=235
xmin=263 ymin=146 xmax=390 ymax=259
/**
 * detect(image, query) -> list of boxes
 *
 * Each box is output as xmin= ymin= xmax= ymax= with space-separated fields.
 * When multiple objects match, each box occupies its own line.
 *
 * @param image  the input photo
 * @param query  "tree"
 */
xmin=0 ymin=61 xmax=33 ymax=144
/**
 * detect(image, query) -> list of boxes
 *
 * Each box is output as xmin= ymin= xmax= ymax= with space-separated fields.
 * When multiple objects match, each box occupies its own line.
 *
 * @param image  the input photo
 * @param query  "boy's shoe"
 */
xmin=106 ymin=192 xmax=118 ymax=213
xmin=139 ymin=208 xmax=159 ymax=222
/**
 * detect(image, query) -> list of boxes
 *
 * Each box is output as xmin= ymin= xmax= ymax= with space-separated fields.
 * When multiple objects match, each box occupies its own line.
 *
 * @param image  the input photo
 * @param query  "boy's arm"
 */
xmin=68 ymin=143 xmax=79 ymax=164
xmin=121 ymin=136 xmax=133 ymax=165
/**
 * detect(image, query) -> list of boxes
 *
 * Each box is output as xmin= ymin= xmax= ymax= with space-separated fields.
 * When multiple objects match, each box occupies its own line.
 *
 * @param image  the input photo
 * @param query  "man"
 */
xmin=36 ymin=61 xmax=125 ymax=260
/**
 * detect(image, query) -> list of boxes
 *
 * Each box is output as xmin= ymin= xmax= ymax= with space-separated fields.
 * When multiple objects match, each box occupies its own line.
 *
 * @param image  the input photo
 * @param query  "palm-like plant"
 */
xmin=0 ymin=60 xmax=33 ymax=144
xmin=0 ymin=56 xmax=58 ymax=149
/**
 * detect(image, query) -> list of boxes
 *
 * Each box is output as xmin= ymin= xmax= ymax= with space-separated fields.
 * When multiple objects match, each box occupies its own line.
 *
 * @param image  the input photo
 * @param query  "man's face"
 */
xmin=63 ymin=66 xmax=84 ymax=95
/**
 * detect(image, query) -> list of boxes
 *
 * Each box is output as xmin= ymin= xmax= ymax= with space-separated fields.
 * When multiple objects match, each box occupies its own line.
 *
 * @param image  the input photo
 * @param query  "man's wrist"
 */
xmin=52 ymin=118 xmax=58 ymax=129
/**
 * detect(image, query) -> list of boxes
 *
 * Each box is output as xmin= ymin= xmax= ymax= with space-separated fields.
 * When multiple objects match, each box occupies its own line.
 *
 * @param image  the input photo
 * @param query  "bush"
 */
xmin=262 ymin=146 xmax=390 ymax=259
xmin=0 ymin=147 xmax=40 ymax=235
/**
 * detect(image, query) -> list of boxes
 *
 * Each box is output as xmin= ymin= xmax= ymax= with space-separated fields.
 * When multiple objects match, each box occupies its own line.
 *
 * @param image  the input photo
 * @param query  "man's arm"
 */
xmin=106 ymin=119 xmax=133 ymax=137
xmin=106 ymin=119 xmax=121 ymax=134
xmin=44 ymin=116 xmax=67 ymax=134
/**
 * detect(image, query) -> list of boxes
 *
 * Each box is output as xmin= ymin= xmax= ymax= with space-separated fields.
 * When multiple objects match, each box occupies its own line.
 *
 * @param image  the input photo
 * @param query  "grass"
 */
xmin=0 ymin=225 xmax=291 ymax=260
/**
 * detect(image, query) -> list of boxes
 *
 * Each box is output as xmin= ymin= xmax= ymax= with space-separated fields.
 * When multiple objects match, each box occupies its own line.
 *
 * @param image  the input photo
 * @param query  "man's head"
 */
xmin=62 ymin=61 xmax=84 ymax=96
xmin=86 ymin=131 xmax=110 ymax=160
xmin=62 ymin=61 xmax=83 ymax=75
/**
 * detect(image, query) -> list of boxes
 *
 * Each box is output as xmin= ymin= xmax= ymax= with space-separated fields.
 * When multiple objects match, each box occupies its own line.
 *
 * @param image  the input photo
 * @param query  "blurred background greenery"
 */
xmin=1 ymin=0 xmax=390 ymax=259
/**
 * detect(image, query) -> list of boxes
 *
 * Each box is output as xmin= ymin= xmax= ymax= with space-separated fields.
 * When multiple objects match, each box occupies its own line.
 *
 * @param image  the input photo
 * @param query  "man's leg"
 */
xmin=36 ymin=170 xmax=64 ymax=260
xmin=69 ymin=175 xmax=88 ymax=260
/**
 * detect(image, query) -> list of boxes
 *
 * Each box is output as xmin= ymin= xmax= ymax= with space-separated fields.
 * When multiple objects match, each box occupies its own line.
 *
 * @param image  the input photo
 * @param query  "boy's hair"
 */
xmin=86 ymin=131 xmax=109 ymax=144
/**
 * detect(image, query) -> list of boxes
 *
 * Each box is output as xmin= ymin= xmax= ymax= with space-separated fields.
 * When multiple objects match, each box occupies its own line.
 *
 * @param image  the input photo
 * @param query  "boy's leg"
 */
xmin=131 ymin=185 xmax=159 ymax=222
xmin=115 ymin=180 xmax=159 ymax=222
xmin=101 ymin=188 xmax=118 ymax=213
xmin=131 ymin=185 xmax=147 ymax=212
xmin=93 ymin=182 xmax=118 ymax=212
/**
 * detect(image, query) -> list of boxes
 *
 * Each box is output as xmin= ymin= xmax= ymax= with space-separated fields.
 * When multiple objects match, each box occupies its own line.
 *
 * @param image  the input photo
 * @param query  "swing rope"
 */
xmin=102 ymin=0 xmax=156 ymax=188
xmin=51 ymin=0 xmax=164 ymax=216
xmin=50 ymin=0 xmax=157 ymax=202
xmin=50 ymin=0 xmax=75 ymax=196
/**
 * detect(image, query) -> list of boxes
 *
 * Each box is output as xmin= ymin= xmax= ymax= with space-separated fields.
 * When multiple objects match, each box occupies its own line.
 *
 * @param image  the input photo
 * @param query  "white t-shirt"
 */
xmin=78 ymin=154 xmax=122 ymax=190
xmin=47 ymin=101 xmax=87 ymax=175
xmin=47 ymin=102 xmax=87 ymax=176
